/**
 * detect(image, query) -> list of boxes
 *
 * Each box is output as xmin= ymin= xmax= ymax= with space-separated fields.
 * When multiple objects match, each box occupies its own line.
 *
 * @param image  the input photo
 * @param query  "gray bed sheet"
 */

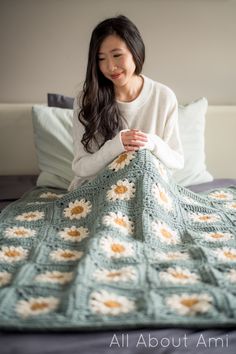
xmin=0 ymin=177 xmax=236 ymax=354
xmin=0 ymin=328 xmax=236 ymax=354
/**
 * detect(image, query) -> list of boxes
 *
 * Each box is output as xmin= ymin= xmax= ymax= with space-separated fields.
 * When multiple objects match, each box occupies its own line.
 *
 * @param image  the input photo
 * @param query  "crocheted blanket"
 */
xmin=0 ymin=150 xmax=236 ymax=330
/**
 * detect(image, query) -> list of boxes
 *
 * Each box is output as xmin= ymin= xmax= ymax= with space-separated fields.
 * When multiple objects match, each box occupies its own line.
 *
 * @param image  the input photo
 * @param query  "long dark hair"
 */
xmin=78 ymin=15 xmax=145 ymax=153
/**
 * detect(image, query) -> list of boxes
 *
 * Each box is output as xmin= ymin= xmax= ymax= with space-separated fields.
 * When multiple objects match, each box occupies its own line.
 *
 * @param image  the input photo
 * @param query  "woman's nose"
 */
xmin=107 ymin=59 xmax=117 ymax=72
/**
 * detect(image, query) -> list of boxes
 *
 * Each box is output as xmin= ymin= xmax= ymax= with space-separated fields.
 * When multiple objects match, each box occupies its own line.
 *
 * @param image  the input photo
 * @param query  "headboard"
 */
xmin=204 ymin=106 xmax=236 ymax=178
xmin=0 ymin=104 xmax=235 ymax=178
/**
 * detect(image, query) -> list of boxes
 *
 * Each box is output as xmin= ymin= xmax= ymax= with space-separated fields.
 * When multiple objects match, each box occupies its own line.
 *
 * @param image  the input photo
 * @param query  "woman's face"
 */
xmin=98 ymin=35 xmax=137 ymax=87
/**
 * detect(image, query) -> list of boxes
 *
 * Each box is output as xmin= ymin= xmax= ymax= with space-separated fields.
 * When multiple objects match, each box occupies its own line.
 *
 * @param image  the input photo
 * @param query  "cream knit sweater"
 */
xmin=68 ymin=75 xmax=184 ymax=191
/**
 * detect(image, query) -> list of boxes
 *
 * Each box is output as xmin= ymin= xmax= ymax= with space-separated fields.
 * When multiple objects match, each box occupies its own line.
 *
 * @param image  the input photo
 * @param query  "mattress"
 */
xmin=0 ymin=177 xmax=236 ymax=354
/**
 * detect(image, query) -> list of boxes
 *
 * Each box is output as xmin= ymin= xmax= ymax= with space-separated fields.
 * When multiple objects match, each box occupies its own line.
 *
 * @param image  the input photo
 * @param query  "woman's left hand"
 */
xmin=121 ymin=129 xmax=148 ymax=151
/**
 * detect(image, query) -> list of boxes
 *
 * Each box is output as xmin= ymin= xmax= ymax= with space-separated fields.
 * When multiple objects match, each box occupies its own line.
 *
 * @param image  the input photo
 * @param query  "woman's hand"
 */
xmin=121 ymin=129 xmax=148 ymax=151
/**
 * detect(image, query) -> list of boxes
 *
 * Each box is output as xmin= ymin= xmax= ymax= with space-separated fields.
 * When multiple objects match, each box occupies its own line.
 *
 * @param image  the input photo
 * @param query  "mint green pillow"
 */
xmin=32 ymin=105 xmax=74 ymax=189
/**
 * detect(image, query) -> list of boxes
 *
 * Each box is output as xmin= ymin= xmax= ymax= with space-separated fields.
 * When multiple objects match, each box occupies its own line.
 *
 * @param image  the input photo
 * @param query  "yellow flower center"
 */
xmin=15 ymin=230 xmax=28 ymax=236
xmin=104 ymin=300 xmax=122 ymax=308
xmin=231 ymin=203 xmax=236 ymax=209
xmin=199 ymin=215 xmax=212 ymax=221
xmin=47 ymin=194 xmax=57 ymax=200
xmin=24 ymin=213 xmax=37 ymax=219
xmin=161 ymin=228 xmax=172 ymax=238
xmin=71 ymin=206 xmax=84 ymax=215
xmin=115 ymin=218 xmax=127 ymax=227
xmin=116 ymin=153 xmax=128 ymax=164
xmin=210 ymin=233 xmax=223 ymax=239
xmin=107 ymin=271 xmax=122 ymax=278
xmin=61 ymin=251 xmax=75 ymax=259
xmin=171 ymin=271 xmax=189 ymax=279
xmin=181 ymin=298 xmax=199 ymax=308
xmin=5 ymin=250 xmax=21 ymax=258
xmin=31 ymin=302 xmax=49 ymax=311
xmin=67 ymin=230 xmax=81 ymax=237
xmin=168 ymin=255 xmax=177 ymax=260
xmin=48 ymin=274 xmax=64 ymax=280
xmin=160 ymin=191 xmax=168 ymax=203
xmin=224 ymin=251 xmax=236 ymax=260
xmin=217 ymin=194 xmax=227 ymax=199
xmin=115 ymin=185 xmax=128 ymax=194
xmin=167 ymin=253 xmax=185 ymax=260
xmin=111 ymin=243 xmax=125 ymax=253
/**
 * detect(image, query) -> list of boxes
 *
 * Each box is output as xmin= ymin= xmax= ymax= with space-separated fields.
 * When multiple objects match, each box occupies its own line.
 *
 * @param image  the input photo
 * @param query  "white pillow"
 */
xmin=32 ymin=105 xmax=74 ymax=189
xmin=172 ymin=97 xmax=213 ymax=186
xmin=32 ymin=99 xmax=213 ymax=190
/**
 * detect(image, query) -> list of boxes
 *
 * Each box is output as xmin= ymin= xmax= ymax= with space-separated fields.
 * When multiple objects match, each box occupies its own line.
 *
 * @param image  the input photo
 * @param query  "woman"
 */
xmin=68 ymin=15 xmax=184 ymax=191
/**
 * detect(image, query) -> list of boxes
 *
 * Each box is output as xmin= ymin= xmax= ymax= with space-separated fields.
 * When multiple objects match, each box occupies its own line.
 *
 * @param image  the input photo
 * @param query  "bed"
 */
xmin=0 ymin=99 xmax=236 ymax=353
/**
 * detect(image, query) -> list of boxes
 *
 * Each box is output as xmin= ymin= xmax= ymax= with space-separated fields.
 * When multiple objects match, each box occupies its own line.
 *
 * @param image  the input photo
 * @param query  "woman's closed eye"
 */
xmin=98 ymin=54 xmax=122 ymax=61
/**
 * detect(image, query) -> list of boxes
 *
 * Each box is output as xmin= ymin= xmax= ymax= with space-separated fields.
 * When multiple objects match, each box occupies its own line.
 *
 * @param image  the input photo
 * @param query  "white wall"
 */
xmin=0 ymin=0 xmax=236 ymax=104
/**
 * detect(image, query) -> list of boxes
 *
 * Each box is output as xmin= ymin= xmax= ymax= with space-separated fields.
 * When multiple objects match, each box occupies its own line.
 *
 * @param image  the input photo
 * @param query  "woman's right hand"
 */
xmin=121 ymin=129 xmax=148 ymax=151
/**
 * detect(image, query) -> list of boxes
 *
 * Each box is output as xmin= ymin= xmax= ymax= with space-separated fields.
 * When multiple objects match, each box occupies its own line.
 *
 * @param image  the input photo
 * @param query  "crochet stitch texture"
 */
xmin=0 ymin=150 xmax=236 ymax=330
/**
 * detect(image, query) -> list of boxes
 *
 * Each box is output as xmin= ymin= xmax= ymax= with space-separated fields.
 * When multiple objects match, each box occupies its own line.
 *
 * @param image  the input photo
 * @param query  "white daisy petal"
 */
xmin=35 ymin=271 xmax=73 ymax=284
xmin=0 ymin=271 xmax=12 ymax=286
xmin=160 ymin=267 xmax=200 ymax=285
xmin=107 ymin=179 xmax=135 ymax=201
xmin=15 ymin=211 xmax=44 ymax=222
xmin=63 ymin=199 xmax=92 ymax=220
xmin=224 ymin=202 xmax=236 ymax=211
xmin=103 ymin=211 xmax=134 ymax=235
xmin=152 ymin=183 xmax=173 ymax=211
xmin=227 ymin=269 xmax=236 ymax=283
xmin=100 ymin=236 xmax=135 ymax=259
xmin=208 ymin=190 xmax=234 ymax=201
xmin=50 ymin=249 xmax=83 ymax=262
xmin=93 ymin=266 xmax=137 ymax=283
xmin=58 ymin=226 xmax=89 ymax=242
xmin=152 ymin=220 xmax=180 ymax=244
xmin=189 ymin=212 xmax=221 ymax=223
xmin=16 ymin=297 xmax=59 ymax=318
xmin=166 ymin=293 xmax=213 ymax=316
xmin=108 ymin=152 xmax=136 ymax=172
xmin=39 ymin=192 xmax=65 ymax=200
xmin=0 ymin=246 xmax=28 ymax=263
xmin=213 ymin=247 xmax=236 ymax=262
xmin=154 ymin=251 xmax=190 ymax=262
xmin=4 ymin=226 xmax=36 ymax=239
xmin=153 ymin=159 xmax=168 ymax=181
xmin=90 ymin=289 xmax=136 ymax=316
xmin=201 ymin=231 xmax=233 ymax=243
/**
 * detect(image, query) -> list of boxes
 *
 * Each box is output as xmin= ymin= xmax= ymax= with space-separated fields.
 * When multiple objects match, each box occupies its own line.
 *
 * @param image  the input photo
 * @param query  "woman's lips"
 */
xmin=111 ymin=72 xmax=123 ymax=80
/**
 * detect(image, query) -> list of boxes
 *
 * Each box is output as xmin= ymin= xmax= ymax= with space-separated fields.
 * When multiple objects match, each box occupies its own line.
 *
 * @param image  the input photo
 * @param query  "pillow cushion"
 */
xmin=32 ymin=105 xmax=74 ymax=189
xmin=47 ymin=93 xmax=74 ymax=109
xmin=32 ymin=97 xmax=213 ymax=190
xmin=173 ymin=97 xmax=213 ymax=186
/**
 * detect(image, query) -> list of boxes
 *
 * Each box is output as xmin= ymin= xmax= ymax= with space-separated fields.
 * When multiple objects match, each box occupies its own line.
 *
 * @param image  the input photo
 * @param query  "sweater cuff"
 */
xmin=111 ymin=130 xmax=126 ymax=157
xmin=147 ymin=134 xmax=184 ymax=170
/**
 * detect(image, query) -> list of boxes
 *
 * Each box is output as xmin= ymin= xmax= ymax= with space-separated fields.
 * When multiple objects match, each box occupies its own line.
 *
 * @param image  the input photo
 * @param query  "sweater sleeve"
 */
xmin=144 ymin=93 xmax=184 ymax=171
xmin=71 ymin=104 xmax=126 ymax=179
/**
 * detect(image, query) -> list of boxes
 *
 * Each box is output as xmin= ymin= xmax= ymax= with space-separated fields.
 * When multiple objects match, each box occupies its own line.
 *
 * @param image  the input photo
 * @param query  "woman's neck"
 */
xmin=115 ymin=75 xmax=144 ymax=102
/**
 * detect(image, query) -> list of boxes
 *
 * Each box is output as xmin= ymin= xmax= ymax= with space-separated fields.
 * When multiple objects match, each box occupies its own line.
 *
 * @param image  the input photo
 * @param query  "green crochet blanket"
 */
xmin=0 ymin=150 xmax=236 ymax=330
